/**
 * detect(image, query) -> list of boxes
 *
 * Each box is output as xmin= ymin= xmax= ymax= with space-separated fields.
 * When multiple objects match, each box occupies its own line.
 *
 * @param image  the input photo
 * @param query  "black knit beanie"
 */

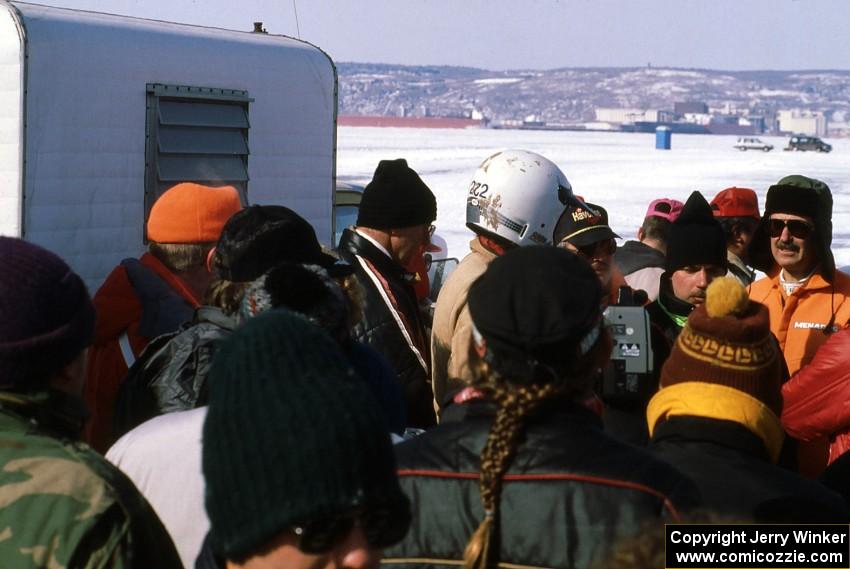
xmin=213 ymin=205 xmax=350 ymax=282
xmin=0 ymin=237 xmax=94 ymax=390
xmin=202 ymin=309 xmax=409 ymax=560
xmin=666 ymin=191 xmax=728 ymax=273
xmin=356 ymin=159 xmax=437 ymax=229
xmin=468 ymin=247 xmax=603 ymax=382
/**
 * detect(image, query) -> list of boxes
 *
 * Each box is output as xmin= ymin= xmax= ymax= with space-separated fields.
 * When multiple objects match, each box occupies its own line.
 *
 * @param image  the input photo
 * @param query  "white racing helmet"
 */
xmin=466 ymin=149 xmax=585 ymax=247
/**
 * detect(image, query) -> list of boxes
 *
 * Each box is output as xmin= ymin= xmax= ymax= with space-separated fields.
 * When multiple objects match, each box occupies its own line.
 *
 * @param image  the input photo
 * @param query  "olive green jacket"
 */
xmin=0 ymin=390 xmax=183 ymax=568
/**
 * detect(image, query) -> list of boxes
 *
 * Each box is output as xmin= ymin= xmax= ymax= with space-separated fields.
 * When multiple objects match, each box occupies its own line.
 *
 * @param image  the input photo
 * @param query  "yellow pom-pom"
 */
xmin=705 ymin=277 xmax=749 ymax=318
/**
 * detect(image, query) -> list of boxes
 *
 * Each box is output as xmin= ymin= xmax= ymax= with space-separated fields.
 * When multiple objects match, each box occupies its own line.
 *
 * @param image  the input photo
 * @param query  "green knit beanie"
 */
xmin=202 ymin=309 xmax=410 ymax=560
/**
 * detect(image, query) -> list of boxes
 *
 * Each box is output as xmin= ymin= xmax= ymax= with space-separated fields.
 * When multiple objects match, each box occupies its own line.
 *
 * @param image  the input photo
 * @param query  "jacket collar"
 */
xmin=647 ymin=382 xmax=784 ymax=463
xmin=0 ymin=389 xmax=89 ymax=440
xmin=651 ymin=415 xmax=772 ymax=462
xmin=655 ymin=274 xmax=694 ymax=327
xmin=339 ymin=228 xmax=408 ymax=281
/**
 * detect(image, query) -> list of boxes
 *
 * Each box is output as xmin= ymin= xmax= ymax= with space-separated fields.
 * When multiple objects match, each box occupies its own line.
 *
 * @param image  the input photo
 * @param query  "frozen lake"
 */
xmin=338 ymin=126 xmax=850 ymax=268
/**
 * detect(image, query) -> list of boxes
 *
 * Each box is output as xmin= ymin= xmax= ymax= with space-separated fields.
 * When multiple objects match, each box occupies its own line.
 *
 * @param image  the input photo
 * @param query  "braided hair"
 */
xmin=463 ymin=325 xmax=611 ymax=569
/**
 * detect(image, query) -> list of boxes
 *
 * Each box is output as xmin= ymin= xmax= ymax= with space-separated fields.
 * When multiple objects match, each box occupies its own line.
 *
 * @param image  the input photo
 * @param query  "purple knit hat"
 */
xmin=0 ymin=237 xmax=95 ymax=389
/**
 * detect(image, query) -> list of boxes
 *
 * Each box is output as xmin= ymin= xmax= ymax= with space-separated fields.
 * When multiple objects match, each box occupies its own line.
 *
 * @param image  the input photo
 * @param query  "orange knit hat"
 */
xmin=147 ymin=183 xmax=243 ymax=243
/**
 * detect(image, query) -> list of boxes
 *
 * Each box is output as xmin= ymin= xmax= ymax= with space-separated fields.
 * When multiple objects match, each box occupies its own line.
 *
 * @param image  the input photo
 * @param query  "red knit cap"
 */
xmin=147 ymin=183 xmax=243 ymax=243
xmin=660 ymin=277 xmax=783 ymax=416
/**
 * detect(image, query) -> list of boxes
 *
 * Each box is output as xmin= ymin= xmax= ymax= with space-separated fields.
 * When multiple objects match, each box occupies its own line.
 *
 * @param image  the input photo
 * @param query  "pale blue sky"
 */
xmin=31 ymin=0 xmax=850 ymax=70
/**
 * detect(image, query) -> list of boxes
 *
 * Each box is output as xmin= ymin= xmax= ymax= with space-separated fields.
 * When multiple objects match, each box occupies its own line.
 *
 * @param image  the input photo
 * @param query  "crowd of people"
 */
xmin=1 ymin=148 xmax=849 ymax=569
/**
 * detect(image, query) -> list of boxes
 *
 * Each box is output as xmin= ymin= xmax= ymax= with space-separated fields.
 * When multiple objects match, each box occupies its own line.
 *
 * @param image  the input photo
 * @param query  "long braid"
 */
xmin=463 ymin=380 xmax=559 ymax=569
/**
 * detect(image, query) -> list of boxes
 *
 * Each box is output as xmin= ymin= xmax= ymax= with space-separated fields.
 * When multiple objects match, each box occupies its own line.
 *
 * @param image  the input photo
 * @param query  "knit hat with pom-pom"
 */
xmin=658 ymin=277 xmax=783 ymax=416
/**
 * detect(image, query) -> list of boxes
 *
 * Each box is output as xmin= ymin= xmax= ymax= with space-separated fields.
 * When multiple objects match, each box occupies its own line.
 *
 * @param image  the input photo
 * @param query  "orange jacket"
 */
xmin=782 ymin=327 xmax=850 ymax=474
xmin=749 ymin=270 xmax=850 ymax=376
xmin=85 ymin=253 xmax=200 ymax=452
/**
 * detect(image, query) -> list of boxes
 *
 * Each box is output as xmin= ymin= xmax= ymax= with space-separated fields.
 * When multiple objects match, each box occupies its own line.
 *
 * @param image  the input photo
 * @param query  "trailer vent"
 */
xmin=145 ymin=84 xmax=253 ymax=234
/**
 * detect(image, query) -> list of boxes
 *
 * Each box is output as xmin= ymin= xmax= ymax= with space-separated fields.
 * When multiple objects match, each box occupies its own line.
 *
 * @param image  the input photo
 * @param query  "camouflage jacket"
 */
xmin=0 ymin=389 xmax=183 ymax=568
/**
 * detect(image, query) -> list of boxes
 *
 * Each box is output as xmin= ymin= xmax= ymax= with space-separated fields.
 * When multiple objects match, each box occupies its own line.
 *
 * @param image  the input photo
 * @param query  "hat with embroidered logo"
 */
xmin=711 ymin=187 xmax=760 ymax=220
xmin=554 ymin=202 xmax=620 ymax=248
xmin=356 ymin=159 xmax=437 ymax=229
xmin=147 ymin=183 xmax=243 ymax=243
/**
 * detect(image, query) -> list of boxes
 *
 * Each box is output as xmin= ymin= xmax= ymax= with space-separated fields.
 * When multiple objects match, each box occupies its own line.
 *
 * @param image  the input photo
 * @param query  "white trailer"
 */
xmin=0 ymin=1 xmax=337 ymax=288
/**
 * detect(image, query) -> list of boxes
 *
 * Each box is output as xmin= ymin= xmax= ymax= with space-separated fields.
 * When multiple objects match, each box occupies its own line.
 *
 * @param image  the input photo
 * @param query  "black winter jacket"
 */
xmin=337 ymin=228 xmax=436 ymax=428
xmin=113 ymin=307 xmax=236 ymax=440
xmin=650 ymin=416 xmax=848 ymax=522
xmin=383 ymin=400 xmax=700 ymax=569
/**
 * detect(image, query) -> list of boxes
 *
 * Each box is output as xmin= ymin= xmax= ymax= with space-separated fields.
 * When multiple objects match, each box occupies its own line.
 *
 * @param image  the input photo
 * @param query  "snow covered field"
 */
xmin=337 ymin=126 xmax=850 ymax=267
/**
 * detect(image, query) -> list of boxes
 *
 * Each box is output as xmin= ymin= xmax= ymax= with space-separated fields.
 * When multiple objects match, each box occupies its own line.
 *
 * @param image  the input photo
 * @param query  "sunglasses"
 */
xmin=577 ymin=238 xmax=616 ymax=259
xmin=768 ymin=219 xmax=814 ymax=239
xmin=291 ymin=506 xmax=405 ymax=554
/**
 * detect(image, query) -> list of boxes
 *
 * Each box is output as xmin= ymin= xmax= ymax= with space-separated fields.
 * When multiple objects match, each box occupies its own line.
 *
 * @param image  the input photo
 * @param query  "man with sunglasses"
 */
xmin=748 ymin=176 xmax=850 ymax=477
xmin=749 ymin=176 xmax=850 ymax=377
xmin=337 ymin=158 xmax=438 ymax=428
xmin=197 ymin=310 xmax=410 ymax=569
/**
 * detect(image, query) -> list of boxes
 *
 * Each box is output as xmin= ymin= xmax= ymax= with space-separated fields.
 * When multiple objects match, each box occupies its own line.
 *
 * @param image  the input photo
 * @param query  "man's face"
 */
xmin=768 ymin=213 xmax=818 ymax=277
xmin=390 ymin=224 xmax=434 ymax=266
xmin=233 ymin=526 xmax=381 ymax=569
xmin=560 ymin=237 xmax=616 ymax=290
xmin=670 ymin=264 xmax=727 ymax=306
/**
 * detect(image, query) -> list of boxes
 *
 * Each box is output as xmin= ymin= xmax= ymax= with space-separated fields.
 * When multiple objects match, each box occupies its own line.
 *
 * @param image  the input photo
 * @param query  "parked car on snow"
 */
xmin=785 ymin=135 xmax=832 ymax=153
xmin=734 ymin=137 xmax=773 ymax=152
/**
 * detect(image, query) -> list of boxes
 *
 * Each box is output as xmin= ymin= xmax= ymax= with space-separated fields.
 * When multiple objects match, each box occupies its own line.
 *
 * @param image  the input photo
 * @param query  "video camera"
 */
xmin=597 ymin=291 xmax=654 ymax=403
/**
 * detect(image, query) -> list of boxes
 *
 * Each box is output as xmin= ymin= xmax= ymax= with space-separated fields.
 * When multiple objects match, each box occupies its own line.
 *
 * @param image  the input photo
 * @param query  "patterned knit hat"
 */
xmin=0 ymin=238 xmax=95 ymax=390
xmin=649 ymin=277 xmax=785 ymax=460
xmin=203 ymin=309 xmax=409 ymax=560
xmin=237 ymin=262 xmax=350 ymax=341
xmin=659 ymin=277 xmax=782 ymax=413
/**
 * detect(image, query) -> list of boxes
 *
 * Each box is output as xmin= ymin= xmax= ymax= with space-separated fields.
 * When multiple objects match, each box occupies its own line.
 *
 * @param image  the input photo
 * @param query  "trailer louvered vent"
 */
xmin=145 ymin=84 xmax=253 ymax=233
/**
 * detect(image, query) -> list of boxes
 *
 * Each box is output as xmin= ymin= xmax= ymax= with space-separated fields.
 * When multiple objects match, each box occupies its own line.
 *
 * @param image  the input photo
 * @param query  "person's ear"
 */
xmin=49 ymin=351 xmax=87 ymax=398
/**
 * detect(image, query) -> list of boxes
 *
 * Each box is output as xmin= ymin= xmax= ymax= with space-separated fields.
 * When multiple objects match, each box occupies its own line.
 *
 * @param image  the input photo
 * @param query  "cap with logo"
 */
xmin=554 ymin=202 xmax=620 ymax=248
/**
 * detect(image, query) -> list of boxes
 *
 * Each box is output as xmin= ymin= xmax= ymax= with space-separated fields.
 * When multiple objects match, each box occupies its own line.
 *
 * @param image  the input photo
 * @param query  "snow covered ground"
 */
xmin=338 ymin=126 xmax=850 ymax=267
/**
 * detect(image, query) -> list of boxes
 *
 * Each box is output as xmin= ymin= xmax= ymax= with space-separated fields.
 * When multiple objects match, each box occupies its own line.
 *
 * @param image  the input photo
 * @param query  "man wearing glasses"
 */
xmin=337 ymin=158 xmax=438 ymax=428
xmin=748 ymin=176 xmax=850 ymax=478
xmin=748 ymin=176 xmax=850 ymax=378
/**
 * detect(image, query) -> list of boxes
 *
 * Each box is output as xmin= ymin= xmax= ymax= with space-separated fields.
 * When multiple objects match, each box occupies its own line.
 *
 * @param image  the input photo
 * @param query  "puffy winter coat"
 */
xmin=383 ymin=400 xmax=700 ymax=569
xmin=337 ymin=228 xmax=435 ymax=428
xmin=650 ymin=415 xmax=847 ymax=522
xmin=749 ymin=269 xmax=850 ymax=376
xmin=782 ymin=327 xmax=850 ymax=472
xmin=430 ymin=238 xmax=498 ymax=412
xmin=86 ymin=253 xmax=200 ymax=451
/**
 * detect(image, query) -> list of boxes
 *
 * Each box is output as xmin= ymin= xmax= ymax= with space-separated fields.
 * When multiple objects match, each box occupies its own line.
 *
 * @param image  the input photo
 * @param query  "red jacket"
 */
xmin=782 ymin=326 xmax=850 ymax=476
xmin=85 ymin=253 xmax=200 ymax=452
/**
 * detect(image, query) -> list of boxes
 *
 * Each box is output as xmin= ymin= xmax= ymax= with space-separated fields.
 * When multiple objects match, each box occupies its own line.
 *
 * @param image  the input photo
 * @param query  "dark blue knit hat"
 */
xmin=202 ymin=309 xmax=410 ymax=560
xmin=0 ymin=237 xmax=94 ymax=389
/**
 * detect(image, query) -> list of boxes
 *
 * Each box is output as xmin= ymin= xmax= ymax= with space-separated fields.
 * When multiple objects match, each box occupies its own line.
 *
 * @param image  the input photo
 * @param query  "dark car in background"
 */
xmin=785 ymin=135 xmax=832 ymax=153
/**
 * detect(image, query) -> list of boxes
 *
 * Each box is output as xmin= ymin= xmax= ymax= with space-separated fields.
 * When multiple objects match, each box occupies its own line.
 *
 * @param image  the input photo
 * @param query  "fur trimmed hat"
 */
xmin=748 ymin=175 xmax=835 ymax=280
xmin=356 ymin=159 xmax=437 ymax=229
